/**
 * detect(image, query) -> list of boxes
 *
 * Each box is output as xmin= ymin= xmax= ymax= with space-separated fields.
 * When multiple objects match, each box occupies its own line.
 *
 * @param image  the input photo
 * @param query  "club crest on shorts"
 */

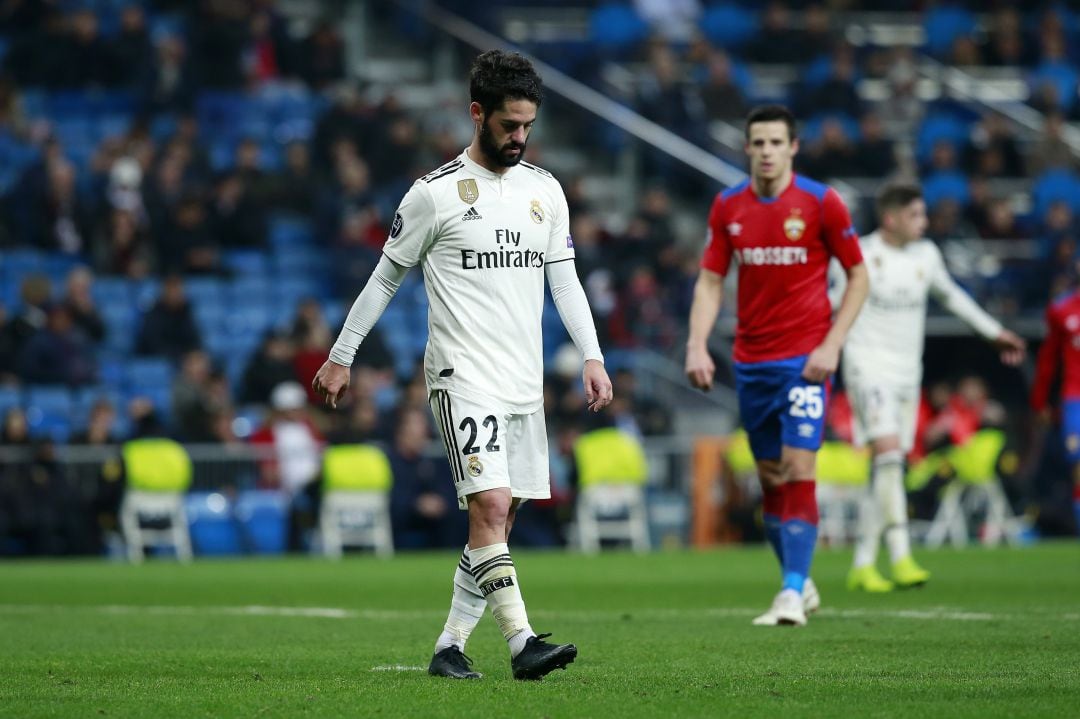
xmin=467 ymin=455 xmax=484 ymax=477
xmin=783 ymin=210 xmax=805 ymax=241
xmin=457 ymin=179 xmax=479 ymax=204
xmin=529 ymin=199 xmax=544 ymax=224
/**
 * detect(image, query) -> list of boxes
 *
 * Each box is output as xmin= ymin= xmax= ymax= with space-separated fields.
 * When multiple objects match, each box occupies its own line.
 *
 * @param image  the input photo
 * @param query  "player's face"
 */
xmin=474 ymin=99 xmax=537 ymax=167
xmin=745 ymin=121 xmax=798 ymax=182
xmin=887 ymin=199 xmax=928 ymax=243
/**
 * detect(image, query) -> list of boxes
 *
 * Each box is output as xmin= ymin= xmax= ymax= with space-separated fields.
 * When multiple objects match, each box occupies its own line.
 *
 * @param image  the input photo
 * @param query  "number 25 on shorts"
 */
xmin=788 ymin=385 xmax=824 ymax=419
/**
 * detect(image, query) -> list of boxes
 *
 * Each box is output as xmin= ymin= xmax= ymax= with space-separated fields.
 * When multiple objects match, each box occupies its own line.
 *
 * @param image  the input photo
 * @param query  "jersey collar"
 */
xmin=461 ymin=148 xmax=514 ymax=181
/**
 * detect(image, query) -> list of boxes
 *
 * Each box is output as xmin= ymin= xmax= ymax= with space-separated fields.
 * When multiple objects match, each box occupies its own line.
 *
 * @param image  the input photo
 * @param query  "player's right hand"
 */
xmin=311 ymin=360 xmax=351 ymax=409
xmin=685 ymin=345 xmax=715 ymax=391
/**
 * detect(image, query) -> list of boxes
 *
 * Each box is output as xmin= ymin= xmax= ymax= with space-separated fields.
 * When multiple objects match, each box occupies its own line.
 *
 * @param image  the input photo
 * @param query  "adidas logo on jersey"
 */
xmin=462 ymin=207 xmax=483 ymax=221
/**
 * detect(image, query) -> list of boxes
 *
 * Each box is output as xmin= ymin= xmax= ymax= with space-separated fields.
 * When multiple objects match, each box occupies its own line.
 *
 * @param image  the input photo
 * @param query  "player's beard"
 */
xmin=478 ymin=118 xmax=527 ymax=167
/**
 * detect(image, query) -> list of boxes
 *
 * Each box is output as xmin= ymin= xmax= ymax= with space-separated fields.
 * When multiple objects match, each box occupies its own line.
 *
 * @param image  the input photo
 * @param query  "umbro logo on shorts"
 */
xmin=462 ymin=207 xmax=483 ymax=221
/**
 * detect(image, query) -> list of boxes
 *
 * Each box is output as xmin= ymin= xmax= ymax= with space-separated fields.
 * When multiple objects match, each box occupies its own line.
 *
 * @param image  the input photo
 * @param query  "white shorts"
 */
xmin=429 ymin=390 xmax=550 ymax=510
xmin=847 ymin=382 xmax=920 ymax=452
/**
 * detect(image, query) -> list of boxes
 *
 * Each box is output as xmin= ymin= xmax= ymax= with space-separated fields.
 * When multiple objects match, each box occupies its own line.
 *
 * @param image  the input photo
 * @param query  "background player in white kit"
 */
xmin=832 ymin=183 xmax=1025 ymax=592
xmin=312 ymin=50 xmax=612 ymax=679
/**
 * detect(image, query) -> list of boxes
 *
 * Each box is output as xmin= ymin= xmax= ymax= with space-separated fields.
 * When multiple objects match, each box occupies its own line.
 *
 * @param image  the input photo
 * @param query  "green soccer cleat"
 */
xmin=891 ymin=556 xmax=930 ymax=588
xmin=847 ymin=565 xmax=895 ymax=593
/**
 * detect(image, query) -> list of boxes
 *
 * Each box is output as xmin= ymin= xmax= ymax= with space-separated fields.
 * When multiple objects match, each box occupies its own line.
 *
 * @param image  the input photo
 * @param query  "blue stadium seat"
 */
xmin=100 ymin=303 xmax=136 ymax=354
xmin=98 ymin=357 xmax=128 ymax=388
xmin=234 ymin=490 xmax=289 ymax=554
xmin=1029 ymin=62 xmax=1079 ymax=112
xmin=126 ymin=357 xmax=174 ymax=390
xmin=185 ymin=492 xmax=244 ymax=556
xmin=183 ymin=276 xmax=224 ymax=307
xmin=73 ymin=385 xmax=124 ymax=425
xmin=922 ymin=5 xmax=977 ymax=57
xmin=1033 ymin=169 xmax=1080 ymax=218
xmin=916 ymin=114 xmax=972 ymax=163
xmin=193 ymin=303 xmax=225 ymax=336
xmin=128 ymin=384 xmax=172 ymax=423
xmin=0 ymin=386 xmax=22 ymax=416
xmin=589 ymin=2 xmax=649 ymax=56
xmin=268 ymin=216 xmax=314 ymax=248
xmin=92 ymin=277 xmax=133 ymax=307
xmin=273 ymin=245 xmax=328 ymax=274
xmin=801 ymin=114 xmax=860 ymax=144
xmin=700 ymin=3 xmax=759 ymax=50
xmin=222 ymin=249 xmax=270 ymax=277
xmin=922 ymin=171 xmax=971 ymax=209
xmin=223 ymin=301 xmax=273 ymax=336
xmin=25 ymin=385 xmax=74 ymax=441
xmin=229 ymin=276 xmax=272 ymax=306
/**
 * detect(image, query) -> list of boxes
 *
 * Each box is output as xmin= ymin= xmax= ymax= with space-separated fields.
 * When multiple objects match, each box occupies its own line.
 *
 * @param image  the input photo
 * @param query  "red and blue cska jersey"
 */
xmin=1031 ymin=290 xmax=1080 ymax=411
xmin=702 ymin=175 xmax=863 ymax=364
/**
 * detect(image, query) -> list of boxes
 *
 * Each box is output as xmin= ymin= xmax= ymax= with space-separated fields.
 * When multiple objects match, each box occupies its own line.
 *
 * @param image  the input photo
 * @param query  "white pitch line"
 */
xmin=0 ymin=604 xmax=1071 ymax=623
xmin=370 ymin=665 xmax=427 ymax=672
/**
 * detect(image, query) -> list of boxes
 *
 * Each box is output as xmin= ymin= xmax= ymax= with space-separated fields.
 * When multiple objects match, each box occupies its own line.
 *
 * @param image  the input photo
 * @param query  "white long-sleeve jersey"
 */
xmin=831 ymin=231 xmax=1002 ymax=387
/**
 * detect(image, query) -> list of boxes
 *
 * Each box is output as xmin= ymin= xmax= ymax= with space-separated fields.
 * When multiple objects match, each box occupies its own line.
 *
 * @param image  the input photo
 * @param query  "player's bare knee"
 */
xmin=756 ymin=460 xmax=784 ymax=490
xmin=780 ymin=448 xmax=816 ymax=481
xmin=467 ymin=489 xmax=512 ymax=533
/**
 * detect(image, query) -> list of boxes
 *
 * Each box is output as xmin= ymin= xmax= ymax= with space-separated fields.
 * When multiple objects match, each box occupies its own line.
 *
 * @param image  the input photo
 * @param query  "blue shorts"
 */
xmin=1064 ymin=400 xmax=1080 ymax=463
xmin=735 ymin=355 xmax=829 ymax=461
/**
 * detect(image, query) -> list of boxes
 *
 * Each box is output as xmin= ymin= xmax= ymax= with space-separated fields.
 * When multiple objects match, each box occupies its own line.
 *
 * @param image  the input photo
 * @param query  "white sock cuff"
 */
xmin=874 ymin=449 xmax=904 ymax=467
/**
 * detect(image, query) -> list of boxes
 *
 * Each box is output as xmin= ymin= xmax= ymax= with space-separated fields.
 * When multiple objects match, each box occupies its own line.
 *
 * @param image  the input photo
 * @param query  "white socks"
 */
xmin=853 ymin=449 xmax=909 ymax=568
xmin=874 ymin=451 xmax=911 ymax=563
xmin=434 ymin=547 xmax=487 ymax=653
xmin=469 ymin=542 xmax=535 ymax=656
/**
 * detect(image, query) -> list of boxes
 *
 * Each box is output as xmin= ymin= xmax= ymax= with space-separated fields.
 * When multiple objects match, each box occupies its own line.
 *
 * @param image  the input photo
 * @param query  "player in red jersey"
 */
xmin=1031 ymin=288 xmax=1080 ymax=535
xmin=685 ymin=105 xmax=869 ymax=625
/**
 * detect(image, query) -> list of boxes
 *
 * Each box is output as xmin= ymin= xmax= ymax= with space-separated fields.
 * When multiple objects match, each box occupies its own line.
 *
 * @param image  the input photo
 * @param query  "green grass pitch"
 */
xmin=2 ymin=544 xmax=1078 ymax=718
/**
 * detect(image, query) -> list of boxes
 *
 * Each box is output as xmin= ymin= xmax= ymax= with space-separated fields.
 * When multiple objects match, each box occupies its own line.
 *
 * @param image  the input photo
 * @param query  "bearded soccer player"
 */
xmin=833 ymin=183 xmax=1025 ymax=592
xmin=1031 ymin=283 xmax=1080 ymax=536
xmin=685 ymin=105 xmax=868 ymax=626
xmin=313 ymin=50 xmax=612 ymax=679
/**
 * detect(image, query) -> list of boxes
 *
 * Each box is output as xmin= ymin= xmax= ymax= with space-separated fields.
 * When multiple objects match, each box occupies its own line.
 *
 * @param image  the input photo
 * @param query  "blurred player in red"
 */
xmin=685 ymin=105 xmax=869 ymax=625
xmin=1031 ymin=286 xmax=1080 ymax=535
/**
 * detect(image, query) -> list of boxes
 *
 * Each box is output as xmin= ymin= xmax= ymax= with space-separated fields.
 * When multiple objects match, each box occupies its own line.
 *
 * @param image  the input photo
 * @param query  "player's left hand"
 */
xmin=802 ymin=342 xmax=839 ymax=384
xmin=993 ymin=329 xmax=1026 ymax=366
xmin=583 ymin=359 xmax=613 ymax=412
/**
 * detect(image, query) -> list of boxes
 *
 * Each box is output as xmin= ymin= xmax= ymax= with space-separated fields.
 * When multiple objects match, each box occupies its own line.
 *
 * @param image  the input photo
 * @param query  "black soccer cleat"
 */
xmin=511 ymin=633 xmax=577 ymax=681
xmin=428 ymin=646 xmax=482 ymax=679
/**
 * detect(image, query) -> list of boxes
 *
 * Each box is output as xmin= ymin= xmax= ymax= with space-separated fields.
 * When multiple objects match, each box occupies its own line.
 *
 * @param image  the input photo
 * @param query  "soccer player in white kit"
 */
xmin=312 ymin=50 xmax=612 ymax=680
xmin=832 ymin=183 xmax=1025 ymax=592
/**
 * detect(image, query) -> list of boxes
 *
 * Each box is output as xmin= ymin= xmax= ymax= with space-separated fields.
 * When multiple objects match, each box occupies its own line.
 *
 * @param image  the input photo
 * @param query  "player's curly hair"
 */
xmin=469 ymin=50 xmax=544 ymax=116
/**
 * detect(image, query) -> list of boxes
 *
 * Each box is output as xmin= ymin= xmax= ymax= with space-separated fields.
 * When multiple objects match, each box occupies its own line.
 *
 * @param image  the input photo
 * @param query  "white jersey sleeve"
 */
xmin=926 ymin=243 xmax=1002 ymax=341
xmin=544 ymin=180 xmax=575 ymax=264
xmin=382 ymin=181 xmax=438 ymax=267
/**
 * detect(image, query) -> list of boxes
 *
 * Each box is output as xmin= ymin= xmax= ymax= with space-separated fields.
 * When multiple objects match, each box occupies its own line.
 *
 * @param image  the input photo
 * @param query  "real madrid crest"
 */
xmin=783 ymin=209 xmax=805 ymax=241
xmin=467 ymin=455 xmax=484 ymax=477
xmin=457 ymin=179 xmax=479 ymax=204
xmin=529 ymin=199 xmax=544 ymax=224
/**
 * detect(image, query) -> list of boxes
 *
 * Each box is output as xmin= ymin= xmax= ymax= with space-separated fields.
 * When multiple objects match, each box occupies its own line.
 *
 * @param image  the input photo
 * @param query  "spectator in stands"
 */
xmin=635 ymin=43 xmax=706 ymax=145
xmin=312 ymin=84 xmax=377 ymax=176
xmin=191 ymin=1 xmax=248 ymax=89
xmin=141 ymin=34 xmax=195 ymax=114
xmin=927 ymin=199 xmax=977 ymax=242
xmin=388 ymin=405 xmax=464 ymax=550
xmin=34 ymin=159 xmax=91 ymax=255
xmin=983 ymin=7 xmax=1028 ymax=67
xmin=291 ymin=301 xmax=333 ymax=403
xmin=949 ymin=35 xmax=982 ymax=67
xmin=855 ymin=112 xmax=896 ymax=177
xmin=801 ymin=118 xmax=860 ymax=180
xmin=0 ymin=412 xmax=70 ymax=554
xmin=16 ymin=303 xmax=97 ymax=386
xmin=135 ymin=273 xmax=202 ymax=359
xmin=0 ymin=303 xmax=16 ymax=382
xmin=241 ymin=330 xmax=297 ymax=405
xmin=267 ymin=141 xmax=317 ymax=216
xmin=978 ymin=198 xmax=1024 ymax=241
xmin=250 ymin=381 xmax=325 ymax=551
xmin=209 ymin=171 xmax=266 ymax=250
xmin=296 ymin=20 xmax=345 ymax=89
xmin=71 ymin=398 xmax=121 ymax=445
xmin=93 ymin=208 xmax=154 ymax=279
xmin=52 ymin=9 xmax=118 ymax=88
xmin=964 ymin=113 xmax=1024 ymax=178
xmin=803 ymin=45 xmax=863 ymax=119
xmin=746 ymin=2 xmax=806 ymax=65
xmin=126 ymin=395 xmax=166 ymax=439
xmin=608 ymin=368 xmax=671 ymax=438
xmin=881 ymin=48 xmax=923 ymax=135
xmin=2 ymin=274 xmax=51 ymax=368
xmin=1039 ymin=200 xmax=1077 ymax=263
xmin=699 ymin=49 xmax=748 ymax=122
xmin=113 ymin=4 xmax=152 ymax=88
xmin=172 ymin=349 xmax=221 ymax=442
xmin=366 ymin=98 xmax=422 ymax=191
xmin=60 ymin=267 xmax=105 ymax=345
xmin=802 ymin=4 xmax=837 ymax=59
xmin=326 ymin=395 xmax=388 ymax=444
xmin=159 ymin=192 xmax=220 ymax=274
xmin=246 ymin=7 xmax=287 ymax=85
xmin=1029 ymin=111 xmax=1075 ymax=175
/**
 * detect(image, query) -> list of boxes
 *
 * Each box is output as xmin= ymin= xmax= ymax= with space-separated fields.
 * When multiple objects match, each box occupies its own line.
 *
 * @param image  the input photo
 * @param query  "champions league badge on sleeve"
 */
xmin=566 ymin=235 xmax=574 ymax=248
xmin=390 ymin=212 xmax=404 ymax=238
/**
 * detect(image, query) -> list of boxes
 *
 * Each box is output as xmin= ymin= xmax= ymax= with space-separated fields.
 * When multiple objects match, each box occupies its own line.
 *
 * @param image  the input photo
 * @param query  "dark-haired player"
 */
xmin=313 ymin=50 xmax=611 ymax=678
xmin=685 ymin=105 xmax=868 ymax=626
